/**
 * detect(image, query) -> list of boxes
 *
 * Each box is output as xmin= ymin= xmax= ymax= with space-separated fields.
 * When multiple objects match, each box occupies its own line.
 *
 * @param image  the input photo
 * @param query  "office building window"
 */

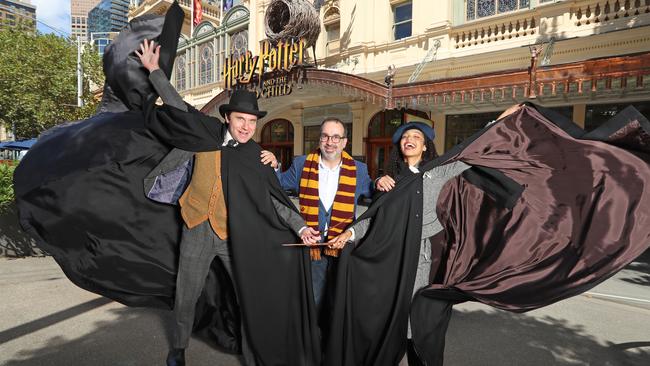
xmin=393 ymin=2 xmax=412 ymax=40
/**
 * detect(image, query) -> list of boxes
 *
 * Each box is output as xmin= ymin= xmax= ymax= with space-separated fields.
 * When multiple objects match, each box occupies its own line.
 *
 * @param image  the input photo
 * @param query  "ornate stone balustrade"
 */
xmin=453 ymin=15 xmax=538 ymax=49
xmin=573 ymin=0 xmax=650 ymax=26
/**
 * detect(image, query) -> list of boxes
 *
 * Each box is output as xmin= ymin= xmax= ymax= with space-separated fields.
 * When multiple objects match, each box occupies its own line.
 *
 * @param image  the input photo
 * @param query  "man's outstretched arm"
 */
xmin=137 ymin=39 xmax=224 ymax=151
xmin=137 ymin=39 xmax=188 ymax=112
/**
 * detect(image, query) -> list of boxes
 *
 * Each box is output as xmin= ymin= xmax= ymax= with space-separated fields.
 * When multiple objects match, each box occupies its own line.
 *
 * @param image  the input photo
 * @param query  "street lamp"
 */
xmin=77 ymin=37 xmax=84 ymax=107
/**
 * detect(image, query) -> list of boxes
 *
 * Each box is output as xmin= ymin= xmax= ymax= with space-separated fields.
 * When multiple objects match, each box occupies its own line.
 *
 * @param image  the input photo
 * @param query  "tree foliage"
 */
xmin=0 ymin=163 xmax=16 ymax=213
xmin=0 ymin=26 xmax=104 ymax=139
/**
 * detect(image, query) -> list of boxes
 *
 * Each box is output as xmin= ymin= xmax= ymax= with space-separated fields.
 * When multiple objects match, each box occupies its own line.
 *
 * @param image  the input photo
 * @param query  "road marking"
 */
xmin=584 ymin=291 xmax=650 ymax=304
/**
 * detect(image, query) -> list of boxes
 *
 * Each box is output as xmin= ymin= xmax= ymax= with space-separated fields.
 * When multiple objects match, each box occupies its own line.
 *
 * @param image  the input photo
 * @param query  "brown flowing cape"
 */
xmin=324 ymin=104 xmax=650 ymax=365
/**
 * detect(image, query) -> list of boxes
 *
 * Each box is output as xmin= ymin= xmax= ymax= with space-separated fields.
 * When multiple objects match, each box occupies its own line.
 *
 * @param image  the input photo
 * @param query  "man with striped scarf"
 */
xmin=264 ymin=118 xmax=373 ymax=325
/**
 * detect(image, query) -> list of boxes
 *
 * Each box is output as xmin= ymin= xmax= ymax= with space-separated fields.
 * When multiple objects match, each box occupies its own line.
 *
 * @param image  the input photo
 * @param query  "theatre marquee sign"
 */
xmin=222 ymin=39 xmax=306 ymax=98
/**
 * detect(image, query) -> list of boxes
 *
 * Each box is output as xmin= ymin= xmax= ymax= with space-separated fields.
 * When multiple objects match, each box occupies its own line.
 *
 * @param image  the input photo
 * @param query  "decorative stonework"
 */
xmin=453 ymin=15 xmax=537 ymax=49
xmin=573 ymin=0 xmax=650 ymax=26
xmin=229 ymin=8 xmax=248 ymax=22
xmin=323 ymin=6 xmax=340 ymax=26
xmin=201 ymin=52 xmax=650 ymax=115
xmin=196 ymin=22 xmax=214 ymax=37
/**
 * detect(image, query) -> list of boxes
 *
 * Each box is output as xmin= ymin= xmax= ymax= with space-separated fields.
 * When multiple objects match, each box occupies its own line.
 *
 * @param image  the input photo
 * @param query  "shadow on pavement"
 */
xmin=446 ymin=309 xmax=650 ymax=366
xmin=3 ymin=306 xmax=241 ymax=366
xmin=0 ymin=203 xmax=44 ymax=257
xmin=0 ymin=298 xmax=112 ymax=344
xmin=3 ymin=304 xmax=648 ymax=366
xmin=622 ymin=249 xmax=650 ymax=288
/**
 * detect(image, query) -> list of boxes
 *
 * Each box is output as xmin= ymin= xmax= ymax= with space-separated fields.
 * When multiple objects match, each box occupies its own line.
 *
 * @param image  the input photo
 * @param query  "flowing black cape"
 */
xmin=14 ymin=103 xmax=321 ymax=365
xmin=324 ymin=104 xmax=650 ymax=366
xmin=13 ymin=3 xmax=320 ymax=363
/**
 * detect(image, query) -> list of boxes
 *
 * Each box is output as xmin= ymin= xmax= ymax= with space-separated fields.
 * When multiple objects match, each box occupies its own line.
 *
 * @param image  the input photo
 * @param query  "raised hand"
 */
xmin=135 ymin=39 xmax=161 ymax=73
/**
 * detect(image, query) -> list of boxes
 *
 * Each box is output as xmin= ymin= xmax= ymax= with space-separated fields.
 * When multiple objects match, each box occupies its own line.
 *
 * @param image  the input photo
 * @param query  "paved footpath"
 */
xmin=1 ymin=254 xmax=649 ymax=366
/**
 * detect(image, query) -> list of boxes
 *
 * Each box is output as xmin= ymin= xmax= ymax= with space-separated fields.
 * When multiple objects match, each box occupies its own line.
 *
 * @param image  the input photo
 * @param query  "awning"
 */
xmin=0 ymin=138 xmax=37 ymax=150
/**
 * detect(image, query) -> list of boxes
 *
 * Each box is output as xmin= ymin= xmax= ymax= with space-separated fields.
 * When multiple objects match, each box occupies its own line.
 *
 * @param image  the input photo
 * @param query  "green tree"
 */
xmin=0 ymin=26 xmax=103 ymax=139
xmin=0 ymin=163 xmax=16 ymax=212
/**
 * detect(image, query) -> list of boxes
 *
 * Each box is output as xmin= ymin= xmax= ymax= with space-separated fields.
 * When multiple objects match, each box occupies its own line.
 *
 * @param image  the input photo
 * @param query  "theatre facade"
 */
xmin=130 ymin=0 xmax=650 ymax=178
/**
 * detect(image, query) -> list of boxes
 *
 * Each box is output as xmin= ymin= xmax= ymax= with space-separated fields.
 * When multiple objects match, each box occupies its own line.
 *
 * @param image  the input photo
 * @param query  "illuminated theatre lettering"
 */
xmin=222 ymin=39 xmax=305 ymax=98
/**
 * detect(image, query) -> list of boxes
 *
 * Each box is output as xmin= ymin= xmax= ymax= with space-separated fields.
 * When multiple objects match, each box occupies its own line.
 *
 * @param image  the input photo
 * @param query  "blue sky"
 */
xmin=32 ymin=0 xmax=71 ymax=37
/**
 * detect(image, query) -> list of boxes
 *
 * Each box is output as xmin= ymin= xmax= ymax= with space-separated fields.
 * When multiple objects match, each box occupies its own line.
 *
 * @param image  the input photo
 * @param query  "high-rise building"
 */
xmin=88 ymin=0 xmax=129 ymax=35
xmin=90 ymin=31 xmax=118 ymax=56
xmin=71 ymin=0 xmax=101 ymax=41
xmin=88 ymin=0 xmax=129 ymax=54
xmin=0 ymin=0 xmax=36 ymax=30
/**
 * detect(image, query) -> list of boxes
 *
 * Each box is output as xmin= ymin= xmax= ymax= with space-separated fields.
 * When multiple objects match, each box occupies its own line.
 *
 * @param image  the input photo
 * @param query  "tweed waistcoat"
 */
xmin=179 ymin=151 xmax=228 ymax=239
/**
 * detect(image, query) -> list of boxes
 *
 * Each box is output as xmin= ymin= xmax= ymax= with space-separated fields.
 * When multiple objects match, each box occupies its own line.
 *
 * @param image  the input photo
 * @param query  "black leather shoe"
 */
xmin=166 ymin=348 xmax=185 ymax=366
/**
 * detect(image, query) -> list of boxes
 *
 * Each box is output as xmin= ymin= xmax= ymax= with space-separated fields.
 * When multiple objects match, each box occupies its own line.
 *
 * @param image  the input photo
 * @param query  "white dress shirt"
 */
xmin=318 ymin=157 xmax=343 ymax=237
xmin=222 ymin=131 xmax=237 ymax=147
xmin=319 ymin=156 xmax=342 ymax=212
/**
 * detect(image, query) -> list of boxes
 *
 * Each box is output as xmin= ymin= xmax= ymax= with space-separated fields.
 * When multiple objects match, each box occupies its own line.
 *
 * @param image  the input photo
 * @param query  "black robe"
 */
xmin=14 ymin=103 xmax=321 ymax=366
xmin=147 ymin=103 xmax=322 ymax=365
xmin=324 ymin=104 xmax=650 ymax=365
xmin=13 ymin=3 xmax=320 ymax=364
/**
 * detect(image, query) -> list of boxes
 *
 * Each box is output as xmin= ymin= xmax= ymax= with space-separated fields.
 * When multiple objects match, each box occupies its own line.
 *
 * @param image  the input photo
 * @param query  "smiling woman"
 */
xmin=376 ymin=122 xmax=437 ymax=192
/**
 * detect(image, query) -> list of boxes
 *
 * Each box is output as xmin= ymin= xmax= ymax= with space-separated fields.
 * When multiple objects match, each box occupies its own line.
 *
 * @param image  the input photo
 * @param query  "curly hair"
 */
xmin=385 ymin=137 xmax=438 ymax=178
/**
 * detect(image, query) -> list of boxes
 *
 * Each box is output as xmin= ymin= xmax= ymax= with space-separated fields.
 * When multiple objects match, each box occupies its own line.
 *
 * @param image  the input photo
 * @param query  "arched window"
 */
xmin=175 ymin=54 xmax=186 ymax=91
xmin=324 ymin=7 xmax=340 ymax=56
xmin=199 ymin=43 xmax=213 ymax=85
xmin=261 ymin=119 xmax=294 ymax=171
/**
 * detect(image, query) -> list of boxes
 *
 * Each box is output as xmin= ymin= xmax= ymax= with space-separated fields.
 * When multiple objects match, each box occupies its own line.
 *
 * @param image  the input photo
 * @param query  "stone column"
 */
xmin=350 ymin=102 xmax=365 ymax=157
xmin=431 ymin=111 xmax=446 ymax=154
xmin=290 ymin=103 xmax=304 ymax=156
xmin=573 ymin=103 xmax=586 ymax=129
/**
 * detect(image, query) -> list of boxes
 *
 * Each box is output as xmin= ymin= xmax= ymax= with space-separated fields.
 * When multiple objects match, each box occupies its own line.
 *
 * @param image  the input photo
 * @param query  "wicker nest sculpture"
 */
xmin=264 ymin=0 xmax=321 ymax=48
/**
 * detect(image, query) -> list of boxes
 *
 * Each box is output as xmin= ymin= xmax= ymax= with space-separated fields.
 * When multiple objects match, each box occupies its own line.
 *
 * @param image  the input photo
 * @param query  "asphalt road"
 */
xmin=1 ymin=253 xmax=649 ymax=366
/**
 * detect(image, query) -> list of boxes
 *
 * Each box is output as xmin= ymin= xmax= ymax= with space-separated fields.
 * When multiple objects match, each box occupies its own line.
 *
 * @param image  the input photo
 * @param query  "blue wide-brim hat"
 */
xmin=392 ymin=122 xmax=435 ymax=145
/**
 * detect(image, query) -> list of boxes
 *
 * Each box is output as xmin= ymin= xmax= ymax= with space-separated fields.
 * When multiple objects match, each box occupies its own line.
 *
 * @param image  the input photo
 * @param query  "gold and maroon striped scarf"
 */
xmin=299 ymin=150 xmax=357 ymax=260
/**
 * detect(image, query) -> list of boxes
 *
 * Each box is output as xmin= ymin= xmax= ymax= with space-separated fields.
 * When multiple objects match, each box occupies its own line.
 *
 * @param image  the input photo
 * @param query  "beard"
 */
xmin=320 ymin=149 xmax=341 ymax=161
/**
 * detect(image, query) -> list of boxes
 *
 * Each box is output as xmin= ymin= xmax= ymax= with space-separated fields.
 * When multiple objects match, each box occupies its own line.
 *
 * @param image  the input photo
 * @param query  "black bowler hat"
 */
xmin=219 ymin=90 xmax=268 ymax=119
